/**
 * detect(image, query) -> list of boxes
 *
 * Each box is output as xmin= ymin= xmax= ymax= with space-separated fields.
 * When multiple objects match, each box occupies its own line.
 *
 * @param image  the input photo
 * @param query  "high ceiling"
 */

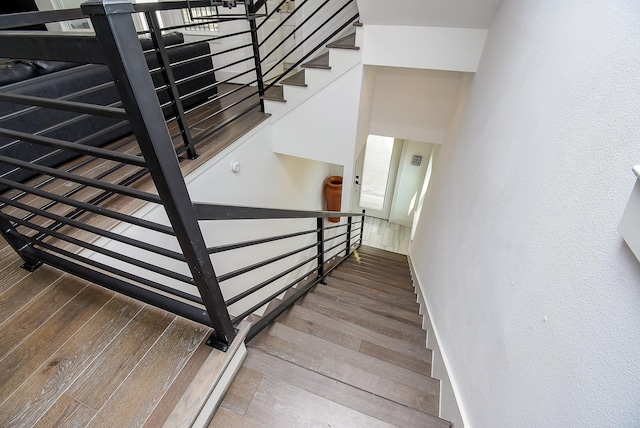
xmin=357 ymin=0 xmax=503 ymax=29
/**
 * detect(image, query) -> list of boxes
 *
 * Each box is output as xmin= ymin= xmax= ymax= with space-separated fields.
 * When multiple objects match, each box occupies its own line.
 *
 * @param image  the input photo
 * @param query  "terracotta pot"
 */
xmin=324 ymin=176 xmax=343 ymax=223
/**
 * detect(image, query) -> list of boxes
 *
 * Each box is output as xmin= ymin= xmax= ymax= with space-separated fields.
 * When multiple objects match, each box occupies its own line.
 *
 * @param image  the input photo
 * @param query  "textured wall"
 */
xmin=410 ymin=1 xmax=640 ymax=426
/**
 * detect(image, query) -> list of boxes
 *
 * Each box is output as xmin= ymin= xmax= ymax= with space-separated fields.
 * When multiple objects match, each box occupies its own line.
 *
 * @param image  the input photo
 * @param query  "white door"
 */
xmin=258 ymin=0 xmax=285 ymax=82
xmin=358 ymin=135 xmax=402 ymax=220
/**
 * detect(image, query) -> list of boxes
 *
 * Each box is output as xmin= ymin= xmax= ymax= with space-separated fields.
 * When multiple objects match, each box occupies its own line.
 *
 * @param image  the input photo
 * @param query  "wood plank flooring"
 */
xmin=361 ymin=216 xmax=411 ymax=255
xmin=0 ymin=234 xmax=229 ymax=427
xmin=214 ymin=245 xmax=452 ymax=428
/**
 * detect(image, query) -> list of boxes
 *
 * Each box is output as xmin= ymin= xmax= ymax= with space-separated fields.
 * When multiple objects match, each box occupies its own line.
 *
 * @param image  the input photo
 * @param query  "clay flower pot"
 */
xmin=324 ymin=176 xmax=343 ymax=223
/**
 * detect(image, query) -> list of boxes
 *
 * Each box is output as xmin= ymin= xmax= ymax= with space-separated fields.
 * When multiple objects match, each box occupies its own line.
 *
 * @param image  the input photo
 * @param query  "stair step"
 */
xmin=280 ymin=69 xmax=307 ymax=87
xmin=358 ymin=244 xmax=409 ymax=262
xmin=301 ymin=52 xmax=331 ymax=69
xmin=326 ymin=33 xmax=359 ymax=50
xmin=250 ymin=322 xmax=440 ymax=415
xmin=298 ymin=292 xmax=426 ymax=346
xmin=343 ymin=258 xmax=412 ymax=280
xmin=324 ymin=276 xmax=419 ymax=311
xmin=313 ymin=283 xmax=423 ymax=326
xmin=278 ymin=304 xmax=432 ymax=376
xmin=341 ymin=258 xmax=412 ymax=285
xmin=261 ymin=85 xmax=285 ymax=102
xmin=241 ymin=349 xmax=450 ymax=428
xmin=332 ymin=268 xmax=415 ymax=293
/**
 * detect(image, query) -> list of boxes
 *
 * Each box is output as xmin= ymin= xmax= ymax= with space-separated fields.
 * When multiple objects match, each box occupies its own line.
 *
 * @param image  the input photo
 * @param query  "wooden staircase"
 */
xmin=261 ymin=31 xmax=361 ymax=106
xmin=213 ymin=245 xmax=452 ymax=427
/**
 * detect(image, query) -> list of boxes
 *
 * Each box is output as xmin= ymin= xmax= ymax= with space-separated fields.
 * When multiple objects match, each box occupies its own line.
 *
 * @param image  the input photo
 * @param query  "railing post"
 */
xmin=359 ymin=210 xmax=365 ymax=247
xmin=317 ymin=217 xmax=325 ymax=283
xmin=0 ymin=218 xmax=42 ymax=271
xmin=246 ymin=0 xmax=266 ymax=111
xmin=146 ymin=11 xmax=197 ymax=159
xmin=346 ymin=216 xmax=352 ymax=256
xmin=82 ymin=0 xmax=235 ymax=349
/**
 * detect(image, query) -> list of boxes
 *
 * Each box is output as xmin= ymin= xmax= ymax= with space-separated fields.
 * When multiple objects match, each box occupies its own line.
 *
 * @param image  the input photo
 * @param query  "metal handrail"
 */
xmin=0 ymin=0 xmax=364 ymax=349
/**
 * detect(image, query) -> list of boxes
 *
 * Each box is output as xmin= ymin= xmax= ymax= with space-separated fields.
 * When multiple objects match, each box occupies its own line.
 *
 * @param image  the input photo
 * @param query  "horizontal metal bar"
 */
xmin=17 ymin=241 xmax=210 ymax=325
xmin=0 ymin=177 xmax=174 ymax=236
xmin=217 ymin=242 xmax=317 ymax=282
xmin=0 ymin=128 xmax=145 ymax=167
xmin=183 ymin=78 xmax=257 ymax=116
xmin=207 ymin=227 xmax=318 ymax=253
xmin=0 ymin=73 xmax=117 ymax=124
xmin=244 ymin=274 xmax=319 ymax=341
xmin=0 ymin=93 xmax=127 ymax=120
xmin=191 ymin=101 xmax=261 ymax=143
xmin=0 ymin=9 xmax=86 ymax=30
xmin=264 ymin=10 xmax=359 ymax=91
xmin=225 ymin=253 xmax=317 ymax=305
xmin=165 ymin=29 xmax=252 ymax=50
xmin=324 ymin=237 xmax=348 ymax=255
xmin=186 ymin=88 xmax=257 ymax=131
xmin=325 ymin=229 xmax=349 ymax=241
xmin=325 ymin=222 xmax=348 ymax=231
xmin=195 ymin=203 xmax=364 ymax=221
xmin=232 ymin=266 xmax=318 ymax=324
xmin=0 ymin=195 xmax=185 ymax=263
xmin=0 ymin=154 xmax=160 ymax=204
xmin=132 ymin=1 xmax=249 ymax=13
xmin=3 ymin=135 xmax=135 ymax=207
xmin=2 ymin=211 xmax=195 ymax=287
xmin=180 ymin=68 xmax=255 ymax=106
xmin=255 ymin=0 xmax=289 ymax=31
xmin=0 ymin=32 xmax=104 ymax=64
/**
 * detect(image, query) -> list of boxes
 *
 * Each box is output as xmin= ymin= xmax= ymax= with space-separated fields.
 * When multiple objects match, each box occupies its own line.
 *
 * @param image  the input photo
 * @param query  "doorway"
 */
xmin=357 ymin=135 xmax=402 ymax=220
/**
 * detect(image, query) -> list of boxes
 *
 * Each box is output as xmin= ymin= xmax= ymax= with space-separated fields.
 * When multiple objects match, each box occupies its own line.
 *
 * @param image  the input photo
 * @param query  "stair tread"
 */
xmin=332 ymin=268 xmax=415 ymax=292
xmin=278 ymin=304 xmax=433 ymax=376
xmin=249 ymin=322 xmax=440 ymax=415
xmin=324 ymin=276 xmax=420 ymax=311
xmin=298 ymin=292 xmax=426 ymax=345
xmin=220 ymin=362 xmax=398 ymax=427
xmin=326 ymin=33 xmax=359 ymax=50
xmin=313 ymin=284 xmax=422 ymax=326
xmin=302 ymin=52 xmax=331 ymax=69
xmin=345 ymin=257 xmax=412 ymax=276
xmin=339 ymin=262 xmax=413 ymax=285
xmin=280 ymin=69 xmax=307 ymax=86
xmin=242 ymin=349 xmax=450 ymax=427
xmin=261 ymin=85 xmax=285 ymax=102
xmin=358 ymin=244 xmax=409 ymax=261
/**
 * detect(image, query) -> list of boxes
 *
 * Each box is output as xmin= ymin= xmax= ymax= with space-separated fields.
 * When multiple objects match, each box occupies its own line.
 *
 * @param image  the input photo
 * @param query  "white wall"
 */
xmin=362 ymin=25 xmax=488 ymax=73
xmin=389 ymin=140 xmax=432 ymax=227
xmin=369 ymin=67 xmax=466 ymax=144
xmin=410 ymin=1 xmax=640 ymax=426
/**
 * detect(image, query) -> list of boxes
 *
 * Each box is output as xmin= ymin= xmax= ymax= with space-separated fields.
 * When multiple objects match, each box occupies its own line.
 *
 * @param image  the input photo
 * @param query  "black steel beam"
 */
xmin=83 ymin=0 xmax=236 ymax=347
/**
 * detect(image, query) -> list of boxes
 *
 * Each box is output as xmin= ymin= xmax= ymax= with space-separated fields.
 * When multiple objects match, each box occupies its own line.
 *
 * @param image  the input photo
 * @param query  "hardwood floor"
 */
xmin=213 ymin=245 xmax=451 ymax=428
xmin=361 ymin=216 xmax=412 ymax=255
xmin=0 ymin=234 xmax=234 ymax=427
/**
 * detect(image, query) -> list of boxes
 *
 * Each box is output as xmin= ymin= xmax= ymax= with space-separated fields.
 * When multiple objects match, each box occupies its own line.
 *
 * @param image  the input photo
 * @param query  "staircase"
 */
xmin=213 ymin=245 xmax=452 ymax=427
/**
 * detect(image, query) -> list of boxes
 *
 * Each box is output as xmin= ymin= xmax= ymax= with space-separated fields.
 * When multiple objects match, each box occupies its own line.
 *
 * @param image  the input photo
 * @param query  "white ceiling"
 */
xmin=357 ymin=0 xmax=503 ymax=29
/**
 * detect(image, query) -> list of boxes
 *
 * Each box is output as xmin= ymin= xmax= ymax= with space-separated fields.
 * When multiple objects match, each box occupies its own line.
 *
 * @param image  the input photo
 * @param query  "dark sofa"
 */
xmin=0 ymin=32 xmax=216 ymax=185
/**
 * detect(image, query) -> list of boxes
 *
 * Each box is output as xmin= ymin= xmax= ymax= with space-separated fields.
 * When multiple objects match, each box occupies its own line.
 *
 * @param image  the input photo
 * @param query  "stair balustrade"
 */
xmin=0 ymin=0 xmax=363 ymax=349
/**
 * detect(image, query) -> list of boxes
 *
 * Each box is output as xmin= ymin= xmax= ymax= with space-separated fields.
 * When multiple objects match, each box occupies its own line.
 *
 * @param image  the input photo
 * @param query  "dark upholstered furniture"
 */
xmin=0 ymin=32 xmax=216 ymax=185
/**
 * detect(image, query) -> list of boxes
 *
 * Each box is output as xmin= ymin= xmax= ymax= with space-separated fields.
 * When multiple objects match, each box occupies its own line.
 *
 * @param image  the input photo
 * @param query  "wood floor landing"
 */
xmin=0 ymin=234 xmax=234 ymax=427
xmin=213 ymin=245 xmax=452 ymax=428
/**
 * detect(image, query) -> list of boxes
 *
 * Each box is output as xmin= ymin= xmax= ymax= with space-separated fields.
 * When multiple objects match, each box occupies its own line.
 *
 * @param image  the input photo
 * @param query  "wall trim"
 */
xmin=408 ymin=254 xmax=468 ymax=428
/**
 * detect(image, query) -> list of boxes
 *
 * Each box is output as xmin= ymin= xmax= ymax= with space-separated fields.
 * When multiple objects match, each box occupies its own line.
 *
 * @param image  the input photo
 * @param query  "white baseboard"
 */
xmin=408 ymin=255 xmax=467 ymax=428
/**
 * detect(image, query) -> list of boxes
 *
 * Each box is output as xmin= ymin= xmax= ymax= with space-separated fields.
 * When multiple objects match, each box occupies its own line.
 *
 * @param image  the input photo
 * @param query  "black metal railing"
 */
xmin=0 ymin=0 xmax=363 ymax=349
xmin=252 ymin=0 xmax=359 ymax=89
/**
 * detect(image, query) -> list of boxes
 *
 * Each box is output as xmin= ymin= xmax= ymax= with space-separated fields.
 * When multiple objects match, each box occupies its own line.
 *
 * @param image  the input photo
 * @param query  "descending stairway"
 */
xmin=212 ymin=245 xmax=452 ymax=427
